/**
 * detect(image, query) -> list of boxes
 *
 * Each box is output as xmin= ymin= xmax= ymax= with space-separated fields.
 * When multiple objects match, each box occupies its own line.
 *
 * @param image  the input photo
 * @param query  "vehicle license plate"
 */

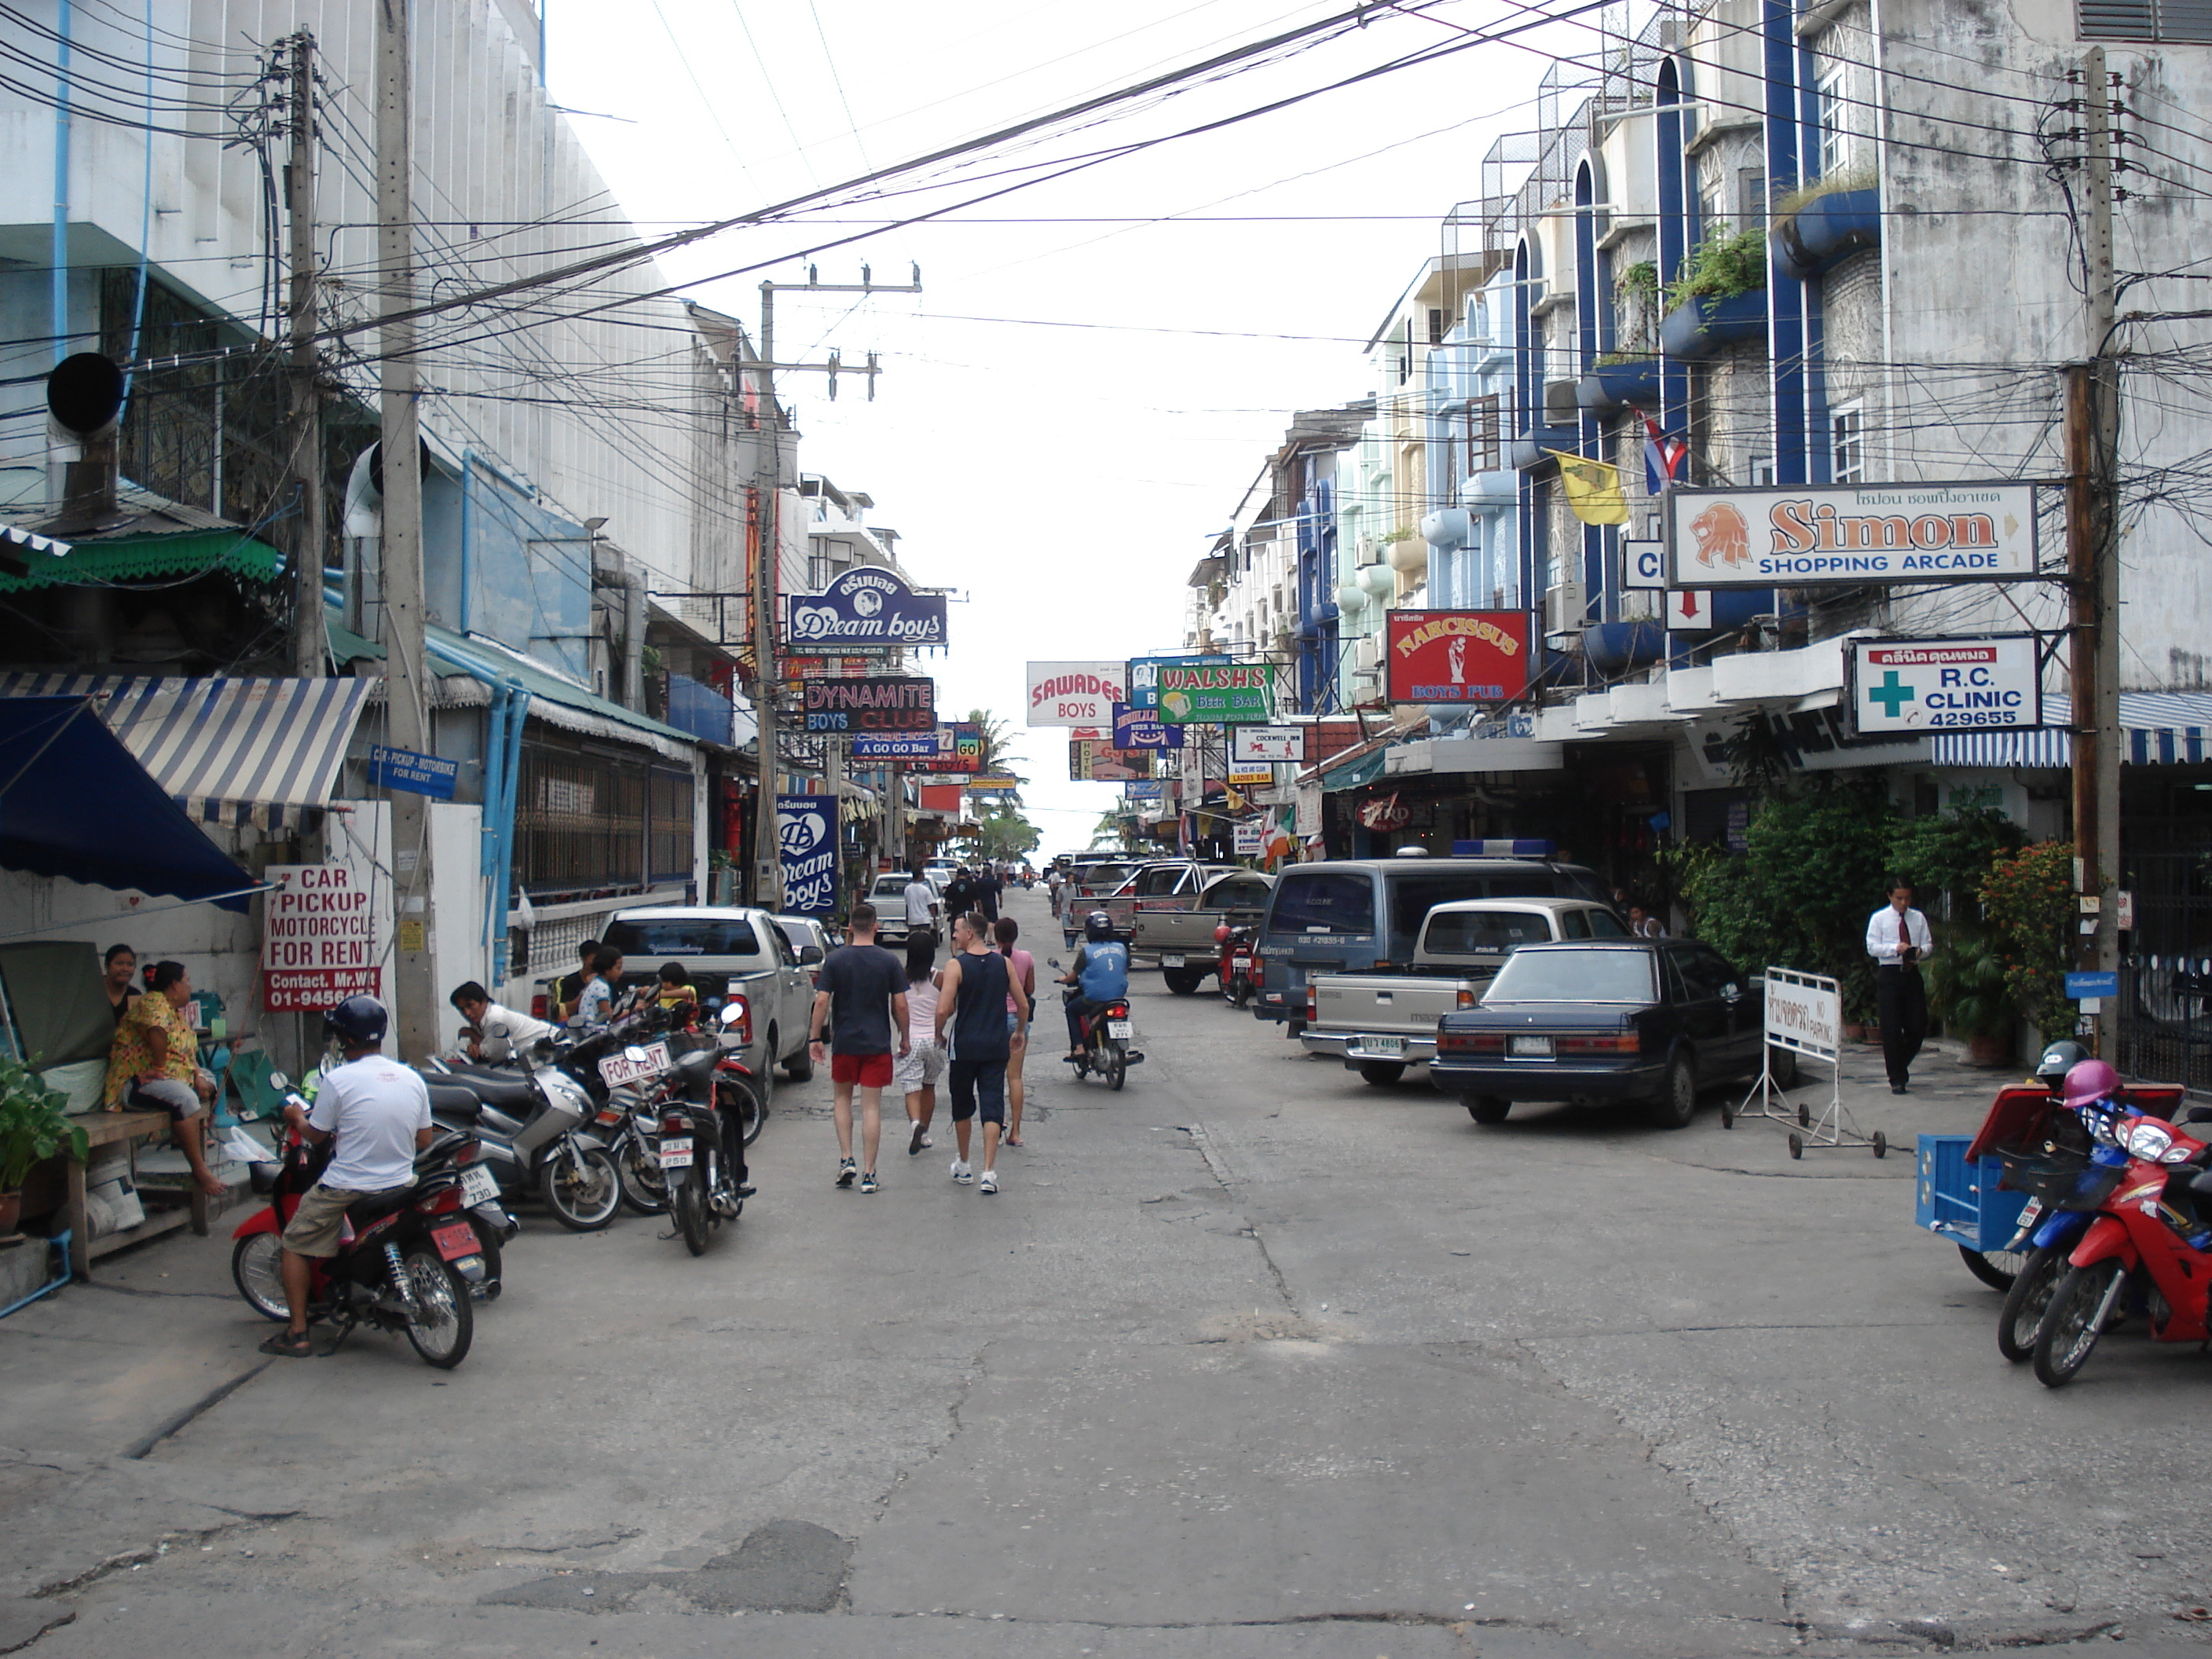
xmin=599 ymin=1040 xmax=672 ymax=1087
xmin=1364 ymin=1036 xmax=1405 ymax=1057
xmin=1106 ymin=1020 xmax=1133 ymax=1040
xmin=1509 ymin=1035 xmax=1555 ymax=1058
xmin=1232 ymin=955 xmax=1251 ymax=973
xmin=658 ymin=1136 xmax=694 ymax=1169
xmin=1162 ymin=954 xmax=1186 ymax=969
xmin=459 ymin=1165 xmax=499 ymax=1207
xmin=430 ymin=1220 xmax=481 ymax=1262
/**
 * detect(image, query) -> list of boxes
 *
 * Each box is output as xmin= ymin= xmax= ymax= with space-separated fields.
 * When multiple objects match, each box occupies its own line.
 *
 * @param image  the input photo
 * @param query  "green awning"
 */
xmin=0 ymin=528 xmax=284 ymax=593
xmin=325 ymin=617 xmax=385 ymax=665
xmin=1320 ymin=747 xmax=1390 ymax=792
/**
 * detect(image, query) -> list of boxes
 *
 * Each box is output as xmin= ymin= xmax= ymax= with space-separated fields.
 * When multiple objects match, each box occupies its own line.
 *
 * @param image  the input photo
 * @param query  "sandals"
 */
xmin=258 ymin=1329 xmax=313 ymax=1359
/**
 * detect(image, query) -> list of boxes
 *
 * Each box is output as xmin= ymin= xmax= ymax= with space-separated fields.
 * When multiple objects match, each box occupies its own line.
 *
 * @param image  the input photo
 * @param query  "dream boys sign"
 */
xmin=775 ymin=794 xmax=839 ymax=917
xmin=782 ymin=567 xmax=947 ymax=650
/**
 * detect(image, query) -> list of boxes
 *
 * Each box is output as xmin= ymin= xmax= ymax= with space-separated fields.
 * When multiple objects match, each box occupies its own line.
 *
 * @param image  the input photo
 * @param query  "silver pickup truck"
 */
xmin=1302 ymin=897 xmax=1631 ymax=1083
xmin=1130 ymin=869 xmax=1274 ymax=994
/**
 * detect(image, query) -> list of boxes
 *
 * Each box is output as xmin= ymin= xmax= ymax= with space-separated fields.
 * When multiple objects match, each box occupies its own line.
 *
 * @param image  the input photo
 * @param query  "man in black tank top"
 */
xmin=932 ymin=912 xmax=1031 ymax=1196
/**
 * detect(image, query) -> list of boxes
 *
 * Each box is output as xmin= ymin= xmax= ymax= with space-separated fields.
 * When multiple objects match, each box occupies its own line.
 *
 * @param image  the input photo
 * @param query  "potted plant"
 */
xmin=1926 ymin=927 xmax=2018 ymax=1067
xmin=1772 ymin=162 xmax=1880 ymax=282
xmin=1659 ymin=229 xmax=1769 ymax=360
xmin=0 ymin=1057 xmax=89 ymax=1239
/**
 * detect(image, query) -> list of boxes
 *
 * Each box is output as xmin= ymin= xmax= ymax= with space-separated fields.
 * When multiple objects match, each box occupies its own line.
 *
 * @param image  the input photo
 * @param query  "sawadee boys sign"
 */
xmin=1664 ymin=481 xmax=2039 ymax=588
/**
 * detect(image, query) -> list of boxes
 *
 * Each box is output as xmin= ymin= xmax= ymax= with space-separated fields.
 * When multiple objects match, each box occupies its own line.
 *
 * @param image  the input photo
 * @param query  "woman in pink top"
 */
xmin=994 ymin=917 xmax=1037 ymax=1146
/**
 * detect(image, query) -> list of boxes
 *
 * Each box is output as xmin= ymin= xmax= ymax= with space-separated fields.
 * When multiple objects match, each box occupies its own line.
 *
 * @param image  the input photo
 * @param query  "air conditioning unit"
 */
xmin=1353 ymin=634 xmax=1382 ymax=676
xmin=1542 ymin=581 xmax=1588 ymax=634
xmin=1544 ymin=379 xmax=1580 ymax=427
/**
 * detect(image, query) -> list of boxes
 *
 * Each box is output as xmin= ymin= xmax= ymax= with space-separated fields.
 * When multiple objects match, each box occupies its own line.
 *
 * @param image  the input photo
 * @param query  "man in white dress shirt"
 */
xmin=1866 ymin=881 xmax=1936 ymax=1093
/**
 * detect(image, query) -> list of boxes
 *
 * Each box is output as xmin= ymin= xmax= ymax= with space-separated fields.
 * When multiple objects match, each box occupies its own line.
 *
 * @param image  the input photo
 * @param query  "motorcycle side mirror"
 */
xmin=624 ymin=1045 xmax=648 ymax=1064
xmin=718 ymin=1004 xmax=745 ymax=1027
xmin=267 ymin=1070 xmax=291 ymax=1091
xmin=1047 ymin=958 xmax=1062 ymax=969
xmin=566 ymin=1015 xmax=588 ymax=1030
xmin=489 ymin=1024 xmax=510 ymax=1039
xmin=2183 ymin=1104 xmax=2212 ymax=1125
xmin=1213 ymin=925 xmax=1230 ymax=943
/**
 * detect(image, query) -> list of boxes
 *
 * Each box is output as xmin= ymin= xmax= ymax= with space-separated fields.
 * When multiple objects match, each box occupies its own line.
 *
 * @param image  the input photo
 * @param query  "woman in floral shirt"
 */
xmin=104 ymin=961 xmax=225 ymax=1196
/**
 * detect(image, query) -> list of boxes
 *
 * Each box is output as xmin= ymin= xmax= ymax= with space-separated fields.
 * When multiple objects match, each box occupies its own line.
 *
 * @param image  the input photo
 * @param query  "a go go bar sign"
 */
xmin=1664 ymin=479 xmax=2040 ymax=588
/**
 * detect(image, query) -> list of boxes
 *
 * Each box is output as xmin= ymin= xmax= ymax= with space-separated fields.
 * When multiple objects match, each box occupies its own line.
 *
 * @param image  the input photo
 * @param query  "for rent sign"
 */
xmin=262 ymin=862 xmax=386 ymax=1011
xmin=1664 ymin=480 xmax=2041 ymax=587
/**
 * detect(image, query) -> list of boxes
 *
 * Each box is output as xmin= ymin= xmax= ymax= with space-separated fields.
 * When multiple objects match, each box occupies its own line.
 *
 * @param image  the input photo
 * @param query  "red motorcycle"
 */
xmin=2031 ymin=1101 xmax=2212 ymax=1387
xmin=1214 ymin=923 xmax=1256 ymax=1008
xmin=230 ymin=1084 xmax=488 ymax=1369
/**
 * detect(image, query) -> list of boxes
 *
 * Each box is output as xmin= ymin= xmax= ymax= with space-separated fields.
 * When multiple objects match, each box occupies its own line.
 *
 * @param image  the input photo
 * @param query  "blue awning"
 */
xmin=1929 ymin=691 xmax=2212 ymax=768
xmin=0 ymin=697 xmax=256 ymax=911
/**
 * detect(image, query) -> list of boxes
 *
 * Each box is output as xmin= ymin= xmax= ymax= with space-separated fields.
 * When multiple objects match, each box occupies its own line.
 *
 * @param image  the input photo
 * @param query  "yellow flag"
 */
xmin=1547 ymin=451 xmax=1629 ymax=526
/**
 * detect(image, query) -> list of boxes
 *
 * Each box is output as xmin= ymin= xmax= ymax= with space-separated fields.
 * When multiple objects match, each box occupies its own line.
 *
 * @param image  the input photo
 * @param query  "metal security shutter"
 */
xmin=2080 ymin=0 xmax=2212 ymax=39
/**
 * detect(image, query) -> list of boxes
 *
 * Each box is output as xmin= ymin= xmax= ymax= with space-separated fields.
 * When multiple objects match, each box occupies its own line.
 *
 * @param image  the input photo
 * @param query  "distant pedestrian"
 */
xmin=1866 ymin=879 xmax=1936 ymax=1094
xmin=994 ymin=916 xmax=1037 ymax=1147
xmin=935 ymin=911 xmax=1029 ymax=1196
xmin=1627 ymin=904 xmax=1666 ymax=939
xmin=655 ymin=961 xmax=701 ymax=1016
xmin=902 ymin=866 xmax=940 ymax=951
xmin=944 ymin=866 xmax=975 ymax=921
xmin=810 ymin=903 xmax=909 ymax=1194
xmin=895 ymin=935 xmax=945 ymax=1156
xmin=975 ymin=864 xmax=1004 ymax=923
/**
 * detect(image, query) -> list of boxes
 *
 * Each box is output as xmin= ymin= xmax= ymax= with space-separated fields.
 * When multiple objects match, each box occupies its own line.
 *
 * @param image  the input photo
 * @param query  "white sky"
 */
xmin=549 ymin=0 xmax=1587 ymax=848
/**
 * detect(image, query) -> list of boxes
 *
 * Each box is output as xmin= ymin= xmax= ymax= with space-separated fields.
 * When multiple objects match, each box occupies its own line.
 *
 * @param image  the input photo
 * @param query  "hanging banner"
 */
xmin=1850 ymin=635 xmax=2042 ymax=734
xmin=262 ymin=861 xmax=387 ymax=1012
xmin=1071 ymin=741 xmax=1148 ymax=782
xmin=1385 ymin=610 xmax=1533 ymax=704
xmin=1664 ymin=480 xmax=2042 ymax=588
xmin=782 ymin=566 xmax=948 ymax=650
xmin=802 ymin=676 xmax=936 ymax=733
xmin=1125 ymin=780 xmax=1165 ymax=803
xmin=1112 ymin=705 xmax=1185 ymax=749
xmin=968 ymin=774 xmax=1023 ymax=790
xmin=850 ymin=731 xmax=950 ymax=760
xmin=1155 ymin=661 xmax=1276 ymax=724
xmin=1126 ymin=653 xmax=1232 ymax=712
xmin=1232 ymin=821 xmax=1265 ymax=855
xmin=775 ymin=794 xmax=840 ymax=917
xmin=1230 ymin=724 xmax=1303 ymax=764
xmin=1027 ymin=662 xmax=1126 ymax=727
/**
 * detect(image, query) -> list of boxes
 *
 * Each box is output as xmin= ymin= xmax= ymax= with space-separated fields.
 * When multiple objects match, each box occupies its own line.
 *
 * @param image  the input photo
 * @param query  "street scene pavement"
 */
xmin=1 ymin=890 xmax=2207 ymax=1659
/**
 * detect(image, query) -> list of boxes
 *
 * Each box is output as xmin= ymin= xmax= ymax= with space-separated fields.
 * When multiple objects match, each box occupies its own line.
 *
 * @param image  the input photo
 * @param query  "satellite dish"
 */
xmin=46 ymin=353 xmax=125 ymax=438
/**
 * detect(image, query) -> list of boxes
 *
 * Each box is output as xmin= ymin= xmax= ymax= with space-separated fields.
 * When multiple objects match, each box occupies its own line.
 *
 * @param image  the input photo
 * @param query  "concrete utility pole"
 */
xmin=376 ymin=0 xmax=436 ymax=1059
xmin=284 ymin=31 xmax=326 ymax=679
xmin=2067 ymin=46 xmax=2123 ymax=1050
xmin=747 ymin=265 xmax=921 ymax=914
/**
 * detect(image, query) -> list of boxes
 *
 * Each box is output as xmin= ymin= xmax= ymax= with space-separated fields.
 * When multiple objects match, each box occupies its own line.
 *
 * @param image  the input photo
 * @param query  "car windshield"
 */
xmin=1269 ymin=872 xmax=1375 ymax=936
xmin=1483 ymin=950 xmax=1654 ymax=1003
xmin=604 ymin=919 xmax=763 ymax=958
xmin=871 ymin=877 xmax=908 ymax=897
xmin=1423 ymin=910 xmax=1557 ymax=956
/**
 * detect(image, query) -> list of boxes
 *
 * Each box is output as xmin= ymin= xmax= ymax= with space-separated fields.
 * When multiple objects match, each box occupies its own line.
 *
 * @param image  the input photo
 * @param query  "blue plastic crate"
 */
xmin=1915 ymin=1133 xmax=2031 ymax=1251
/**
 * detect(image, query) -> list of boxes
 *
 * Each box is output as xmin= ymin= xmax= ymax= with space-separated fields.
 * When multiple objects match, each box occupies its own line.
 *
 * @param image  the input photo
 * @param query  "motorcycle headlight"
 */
xmin=2123 ymin=1119 xmax=2174 ymax=1161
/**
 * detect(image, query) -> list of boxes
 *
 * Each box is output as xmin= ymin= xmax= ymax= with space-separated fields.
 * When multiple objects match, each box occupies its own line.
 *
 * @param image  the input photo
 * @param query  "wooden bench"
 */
xmin=60 ymin=1111 xmax=211 ymax=1279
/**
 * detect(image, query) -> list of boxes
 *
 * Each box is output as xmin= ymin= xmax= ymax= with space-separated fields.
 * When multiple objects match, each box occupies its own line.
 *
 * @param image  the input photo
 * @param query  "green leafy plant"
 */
xmin=1772 ymin=159 xmax=1879 ymax=220
xmin=1885 ymin=807 xmax=2026 ymax=923
xmin=1594 ymin=350 xmax=1658 ymax=368
xmin=1616 ymin=260 xmax=1659 ymax=302
xmin=0 ymin=1056 xmax=88 ymax=1192
xmin=1664 ymin=229 xmax=1769 ymax=311
xmin=1924 ymin=925 xmax=2017 ymax=1043
xmin=1981 ymin=841 xmax=2076 ymax=1045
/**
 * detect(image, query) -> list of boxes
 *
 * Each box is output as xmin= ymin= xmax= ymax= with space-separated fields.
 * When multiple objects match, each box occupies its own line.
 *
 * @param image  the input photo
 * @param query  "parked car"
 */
xmin=1130 ymin=870 xmax=1276 ymax=992
xmin=1057 ymin=858 xmax=1152 ymax=943
xmin=1252 ymin=854 xmax=1617 ymax=1033
xmin=1428 ymin=938 xmax=1791 ymax=1130
xmin=1093 ymin=860 xmax=1244 ymax=952
xmin=771 ymin=915 xmax=836 ymax=987
xmin=865 ymin=872 xmax=933 ymax=945
xmin=596 ymin=906 xmax=818 ymax=1090
xmin=1302 ymin=897 xmax=1631 ymax=1082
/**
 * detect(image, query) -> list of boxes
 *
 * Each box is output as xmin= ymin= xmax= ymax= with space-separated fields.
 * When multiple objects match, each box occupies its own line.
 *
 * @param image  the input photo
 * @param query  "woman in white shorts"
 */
xmin=896 ymin=936 xmax=946 ymax=1157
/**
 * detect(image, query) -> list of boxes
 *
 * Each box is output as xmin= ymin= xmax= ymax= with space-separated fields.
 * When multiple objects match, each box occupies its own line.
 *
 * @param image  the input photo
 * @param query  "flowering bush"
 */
xmin=1980 ymin=841 xmax=2075 ymax=1043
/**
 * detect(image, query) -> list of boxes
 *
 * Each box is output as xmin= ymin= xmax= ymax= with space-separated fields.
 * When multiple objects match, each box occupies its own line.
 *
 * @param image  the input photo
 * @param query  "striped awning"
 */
xmin=1929 ymin=690 xmax=2212 ymax=769
xmin=0 ymin=676 xmax=370 ymax=829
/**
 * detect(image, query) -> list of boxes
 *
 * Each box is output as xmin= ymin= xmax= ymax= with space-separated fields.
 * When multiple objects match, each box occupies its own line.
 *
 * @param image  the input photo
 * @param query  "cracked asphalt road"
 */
xmin=3 ymin=886 xmax=2210 ymax=1658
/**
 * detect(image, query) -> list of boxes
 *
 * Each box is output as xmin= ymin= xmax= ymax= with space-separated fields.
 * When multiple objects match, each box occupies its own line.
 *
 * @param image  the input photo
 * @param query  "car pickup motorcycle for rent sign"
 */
xmin=262 ymin=860 xmax=390 ymax=1012
xmin=1664 ymin=480 xmax=2041 ymax=587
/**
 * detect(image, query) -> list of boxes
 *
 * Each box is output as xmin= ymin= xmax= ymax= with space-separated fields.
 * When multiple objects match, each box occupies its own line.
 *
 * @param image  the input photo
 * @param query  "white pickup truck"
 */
xmin=1130 ymin=869 xmax=1275 ymax=994
xmin=1301 ymin=897 xmax=1632 ymax=1084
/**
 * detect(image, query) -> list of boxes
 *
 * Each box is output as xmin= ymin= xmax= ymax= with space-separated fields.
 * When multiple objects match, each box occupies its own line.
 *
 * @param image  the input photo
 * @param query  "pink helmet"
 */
xmin=2061 ymin=1057 xmax=2122 ymax=1112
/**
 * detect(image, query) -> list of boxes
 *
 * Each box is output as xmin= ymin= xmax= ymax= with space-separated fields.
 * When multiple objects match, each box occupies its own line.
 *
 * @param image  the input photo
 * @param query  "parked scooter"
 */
xmin=419 ymin=1031 xmax=621 ymax=1231
xmin=650 ymin=1022 xmax=753 ymax=1256
xmin=229 ymin=1082 xmax=487 ymax=1368
xmin=1214 ymin=923 xmax=1256 ymax=1008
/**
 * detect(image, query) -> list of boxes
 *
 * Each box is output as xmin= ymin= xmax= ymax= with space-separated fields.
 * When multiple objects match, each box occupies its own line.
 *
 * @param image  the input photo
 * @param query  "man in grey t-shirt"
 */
xmin=808 ymin=904 xmax=909 ymax=1194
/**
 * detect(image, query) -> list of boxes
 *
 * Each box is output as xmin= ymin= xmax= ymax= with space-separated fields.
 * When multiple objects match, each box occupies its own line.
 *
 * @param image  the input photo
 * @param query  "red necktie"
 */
xmin=1898 ymin=910 xmax=1909 ymax=954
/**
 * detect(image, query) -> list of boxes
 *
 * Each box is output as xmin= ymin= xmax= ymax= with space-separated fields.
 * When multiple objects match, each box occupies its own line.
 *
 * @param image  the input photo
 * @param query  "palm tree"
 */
xmin=965 ymin=707 xmax=1028 ymax=808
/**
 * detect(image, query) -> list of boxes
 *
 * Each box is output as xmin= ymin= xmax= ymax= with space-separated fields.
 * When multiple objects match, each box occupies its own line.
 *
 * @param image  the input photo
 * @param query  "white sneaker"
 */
xmin=950 ymin=1159 xmax=973 ymax=1185
xmin=979 ymin=1169 xmax=998 ymax=1196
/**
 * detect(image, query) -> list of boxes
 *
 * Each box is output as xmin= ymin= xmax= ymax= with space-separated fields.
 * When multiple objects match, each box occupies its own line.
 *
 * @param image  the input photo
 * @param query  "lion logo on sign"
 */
xmin=1690 ymin=501 xmax=1751 ymax=569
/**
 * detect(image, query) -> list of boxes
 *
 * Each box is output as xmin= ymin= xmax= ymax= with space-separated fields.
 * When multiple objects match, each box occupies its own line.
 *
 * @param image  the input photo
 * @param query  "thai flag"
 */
xmin=1639 ymin=409 xmax=1687 ymax=495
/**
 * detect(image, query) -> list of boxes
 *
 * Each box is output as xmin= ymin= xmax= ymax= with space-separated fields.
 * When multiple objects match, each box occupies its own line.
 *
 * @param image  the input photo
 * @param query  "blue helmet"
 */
xmin=324 ymin=994 xmax=389 ymax=1047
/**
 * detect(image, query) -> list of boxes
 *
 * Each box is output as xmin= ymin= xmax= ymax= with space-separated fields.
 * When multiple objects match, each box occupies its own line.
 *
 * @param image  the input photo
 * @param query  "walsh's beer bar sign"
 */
xmin=1664 ymin=480 xmax=2041 ymax=588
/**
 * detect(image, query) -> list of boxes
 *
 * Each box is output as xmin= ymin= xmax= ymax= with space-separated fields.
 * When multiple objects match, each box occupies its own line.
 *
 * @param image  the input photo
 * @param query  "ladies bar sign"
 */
xmin=1384 ymin=610 xmax=1532 ymax=703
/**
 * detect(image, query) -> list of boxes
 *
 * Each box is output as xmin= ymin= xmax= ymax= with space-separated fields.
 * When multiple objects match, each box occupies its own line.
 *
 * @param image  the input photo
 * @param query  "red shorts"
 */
xmin=830 ymin=1050 xmax=895 ymax=1088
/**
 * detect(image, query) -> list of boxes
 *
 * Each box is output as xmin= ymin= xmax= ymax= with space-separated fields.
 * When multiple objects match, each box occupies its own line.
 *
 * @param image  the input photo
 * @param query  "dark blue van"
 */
xmin=1252 ymin=855 xmax=1615 ymax=1031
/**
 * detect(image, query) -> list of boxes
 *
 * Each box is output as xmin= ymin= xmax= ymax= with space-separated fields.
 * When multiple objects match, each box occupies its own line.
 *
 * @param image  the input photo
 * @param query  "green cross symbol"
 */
xmin=1868 ymin=669 xmax=1917 ymax=717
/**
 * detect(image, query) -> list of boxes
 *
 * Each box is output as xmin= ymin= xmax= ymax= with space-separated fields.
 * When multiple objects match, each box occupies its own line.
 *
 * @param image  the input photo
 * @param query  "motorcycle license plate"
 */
xmin=1232 ymin=956 xmax=1251 ymax=972
xmin=1509 ymin=1035 xmax=1554 ymax=1058
xmin=1364 ymin=1036 xmax=1405 ymax=1057
xmin=599 ymin=1040 xmax=672 ymax=1087
xmin=459 ymin=1165 xmax=499 ymax=1207
xmin=2016 ymin=1199 xmax=2042 ymax=1228
xmin=430 ymin=1220 xmax=480 ymax=1262
xmin=658 ymin=1136 xmax=695 ymax=1169
xmin=1161 ymin=954 xmax=1186 ymax=969
xmin=1106 ymin=1020 xmax=1133 ymax=1040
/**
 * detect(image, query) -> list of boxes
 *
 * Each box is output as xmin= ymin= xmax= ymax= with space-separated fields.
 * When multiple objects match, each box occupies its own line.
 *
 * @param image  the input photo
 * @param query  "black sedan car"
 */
xmin=1428 ymin=939 xmax=1791 ymax=1129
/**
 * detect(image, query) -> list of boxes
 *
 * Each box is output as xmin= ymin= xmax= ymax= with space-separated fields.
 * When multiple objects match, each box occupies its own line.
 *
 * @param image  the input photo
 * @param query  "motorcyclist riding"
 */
xmin=1060 ymin=911 xmax=1130 ymax=1062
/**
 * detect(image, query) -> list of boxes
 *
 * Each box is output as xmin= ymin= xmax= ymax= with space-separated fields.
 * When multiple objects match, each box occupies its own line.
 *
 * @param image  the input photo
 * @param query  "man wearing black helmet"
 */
xmin=258 ymin=996 xmax=434 ymax=1359
xmin=1059 ymin=911 xmax=1130 ymax=1061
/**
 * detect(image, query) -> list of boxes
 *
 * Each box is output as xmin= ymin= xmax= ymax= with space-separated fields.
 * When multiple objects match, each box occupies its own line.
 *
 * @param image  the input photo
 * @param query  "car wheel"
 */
xmin=1647 ymin=1051 xmax=1697 ymax=1130
xmin=1767 ymin=1044 xmax=1800 ymax=1089
xmin=1464 ymin=1094 xmax=1511 ymax=1124
xmin=1163 ymin=968 xmax=1206 ymax=995
xmin=1358 ymin=1061 xmax=1406 ymax=1086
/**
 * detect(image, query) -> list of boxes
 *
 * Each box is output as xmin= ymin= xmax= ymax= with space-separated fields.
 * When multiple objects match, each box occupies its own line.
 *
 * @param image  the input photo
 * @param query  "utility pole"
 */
xmin=745 ymin=265 xmax=921 ymax=913
xmin=284 ymin=31 xmax=326 ymax=679
xmin=376 ymin=0 xmax=436 ymax=1059
xmin=2067 ymin=45 xmax=2122 ymax=1050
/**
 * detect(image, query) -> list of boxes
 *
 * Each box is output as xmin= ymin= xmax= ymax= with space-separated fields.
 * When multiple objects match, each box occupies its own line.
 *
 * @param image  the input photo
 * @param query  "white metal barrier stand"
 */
xmin=1720 ymin=966 xmax=1887 ymax=1159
